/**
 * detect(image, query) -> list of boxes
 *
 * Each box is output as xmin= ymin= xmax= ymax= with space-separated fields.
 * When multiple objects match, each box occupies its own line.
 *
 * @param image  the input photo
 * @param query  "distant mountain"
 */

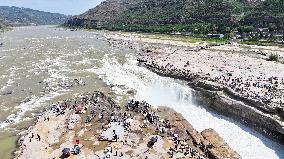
xmin=65 ymin=0 xmax=284 ymax=35
xmin=0 ymin=6 xmax=68 ymax=26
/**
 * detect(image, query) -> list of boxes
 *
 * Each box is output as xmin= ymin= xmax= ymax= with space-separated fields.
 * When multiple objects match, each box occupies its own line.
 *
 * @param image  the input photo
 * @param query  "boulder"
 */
xmin=201 ymin=128 xmax=241 ymax=159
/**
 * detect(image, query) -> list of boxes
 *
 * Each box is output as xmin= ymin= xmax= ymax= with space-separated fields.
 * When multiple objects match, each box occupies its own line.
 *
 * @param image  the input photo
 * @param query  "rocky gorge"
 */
xmin=102 ymin=31 xmax=284 ymax=145
xmin=2 ymin=26 xmax=284 ymax=159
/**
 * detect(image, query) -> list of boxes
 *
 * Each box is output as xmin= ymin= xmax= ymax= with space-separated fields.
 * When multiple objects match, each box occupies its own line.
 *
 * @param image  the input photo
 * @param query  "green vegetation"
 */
xmin=103 ymin=23 xmax=230 ymax=35
xmin=65 ymin=0 xmax=284 ymax=38
xmin=0 ymin=26 xmax=12 ymax=34
xmin=242 ymin=0 xmax=284 ymax=31
xmin=138 ymin=32 xmax=229 ymax=43
xmin=0 ymin=26 xmax=5 ymax=33
xmin=0 ymin=25 xmax=4 ymax=32
xmin=237 ymin=26 xmax=255 ymax=34
xmin=241 ymin=40 xmax=274 ymax=46
xmin=268 ymin=53 xmax=279 ymax=62
xmin=240 ymin=40 xmax=284 ymax=47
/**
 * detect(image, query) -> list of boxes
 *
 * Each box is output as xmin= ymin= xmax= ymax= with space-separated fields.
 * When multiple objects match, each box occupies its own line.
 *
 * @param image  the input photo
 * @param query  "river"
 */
xmin=0 ymin=26 xmax=283 ymax=159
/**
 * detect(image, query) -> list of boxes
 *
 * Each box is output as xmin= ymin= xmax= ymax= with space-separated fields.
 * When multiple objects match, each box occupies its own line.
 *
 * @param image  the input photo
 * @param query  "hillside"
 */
xmin=65 ymin=0 xmax=284 ymax=36
xmin=241 ymin=0 xmax=284 ymax=32
xmin=0 ymin=6 xmax=68 ymax=26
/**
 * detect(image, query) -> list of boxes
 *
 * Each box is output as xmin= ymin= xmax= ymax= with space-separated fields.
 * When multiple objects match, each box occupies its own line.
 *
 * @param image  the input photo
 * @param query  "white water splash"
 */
xmin=92 ymin=54 xmax=284 ymax=159
xmin=0 ymin=91 xmax=66 ymax=128
xmin=0 ymin=56 xmax=71 ymax=128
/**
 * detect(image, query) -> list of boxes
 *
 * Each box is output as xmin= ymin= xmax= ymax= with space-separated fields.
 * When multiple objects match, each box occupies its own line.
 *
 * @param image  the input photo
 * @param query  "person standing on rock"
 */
xmin=37 ymin=134 xmax=41 ymax=141
xmin=74 ymin=145 xmax=81 ymax=155
xmin=29 ymin=133 xmax=34 ymax=142
xmin=112 ymin=130 xmax=118 ymax=142
xmin=168 ymin=147 xmax=174 ymax=158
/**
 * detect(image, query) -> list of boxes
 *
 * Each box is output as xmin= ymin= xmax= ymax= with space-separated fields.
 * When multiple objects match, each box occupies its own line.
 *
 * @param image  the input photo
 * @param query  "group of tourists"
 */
xmin=43 ymin=91 xmax=208 ymax=158
xmin=139 ymin=54 xmax=284 ymax=109
xmin=126 ymin=99 xmax=207 ymax=159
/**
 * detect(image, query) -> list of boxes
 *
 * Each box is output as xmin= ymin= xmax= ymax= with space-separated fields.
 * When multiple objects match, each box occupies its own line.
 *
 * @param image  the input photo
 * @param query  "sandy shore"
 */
xmin=100 ymin=31 xmax=284 ymax=144
xmin=14 ymin=91 xmax=239 ymax=159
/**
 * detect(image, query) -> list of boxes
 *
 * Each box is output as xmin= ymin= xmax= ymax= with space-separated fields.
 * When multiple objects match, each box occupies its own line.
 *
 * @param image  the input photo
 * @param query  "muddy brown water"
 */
xmin=0 ymin=26 xmax=135 ymax=159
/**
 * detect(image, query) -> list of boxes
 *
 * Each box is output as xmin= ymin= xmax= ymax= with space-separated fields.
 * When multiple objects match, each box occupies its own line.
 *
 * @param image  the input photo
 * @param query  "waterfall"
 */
xmin=93 ymin=54 xmax=284 ymax=159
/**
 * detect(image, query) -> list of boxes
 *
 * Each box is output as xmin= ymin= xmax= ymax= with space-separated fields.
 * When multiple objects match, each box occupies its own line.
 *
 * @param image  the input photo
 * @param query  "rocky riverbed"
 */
xmin=101 ymin=31 xmax=284 ymax=144
xmin=14 ymin=91 xmax=240 ymax=159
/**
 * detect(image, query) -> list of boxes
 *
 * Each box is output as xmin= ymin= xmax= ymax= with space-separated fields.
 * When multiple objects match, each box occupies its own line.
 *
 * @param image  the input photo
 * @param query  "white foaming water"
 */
xmin=0 ymin=67 xmax=19 ymax=92
xmin=0 ymin=55 xmax=71 ymax=128
xmin=0 ymin=91 xmax=66 ymax=129
xmin=94 ymin=54 xmax=284 ymax=159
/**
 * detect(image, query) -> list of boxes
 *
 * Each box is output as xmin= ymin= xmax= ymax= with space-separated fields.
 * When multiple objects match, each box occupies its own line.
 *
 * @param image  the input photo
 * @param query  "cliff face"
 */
xmin=65 ymin=0 xmax=283 ymax=33
xmin=101 ymin=31 xmax=284 ymax=144
xmin=0 ymin=6 xmax=68 ymax=26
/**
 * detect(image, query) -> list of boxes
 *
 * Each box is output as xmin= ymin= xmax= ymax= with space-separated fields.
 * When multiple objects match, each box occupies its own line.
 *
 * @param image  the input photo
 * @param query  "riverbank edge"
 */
xmin=139 ymin=62 xmax=284 ymax=145
xmin=12 ymin=109 xmax=46 ymax=158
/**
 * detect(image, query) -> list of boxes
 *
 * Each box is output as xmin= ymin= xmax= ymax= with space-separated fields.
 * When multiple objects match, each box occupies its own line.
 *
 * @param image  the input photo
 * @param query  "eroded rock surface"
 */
xmin=101 ymin=31 xmax=284 ymax=144
xmin=15 ymin=91 xmax=239 ymax=159
xmin=201 ymin=129 xmax=241 ymax=159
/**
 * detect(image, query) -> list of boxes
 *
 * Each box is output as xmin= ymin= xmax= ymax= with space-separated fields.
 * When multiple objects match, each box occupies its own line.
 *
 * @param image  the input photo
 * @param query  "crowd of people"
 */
xmin=138 ymin=50 xmax=284 ymax=113
xmin=126 ymin=99 xmax=207 ymax=159
xmin=106 ymin=31 xmax=283 ymax=114
xmin=39 ymin=91 xmax=209 ymax=158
